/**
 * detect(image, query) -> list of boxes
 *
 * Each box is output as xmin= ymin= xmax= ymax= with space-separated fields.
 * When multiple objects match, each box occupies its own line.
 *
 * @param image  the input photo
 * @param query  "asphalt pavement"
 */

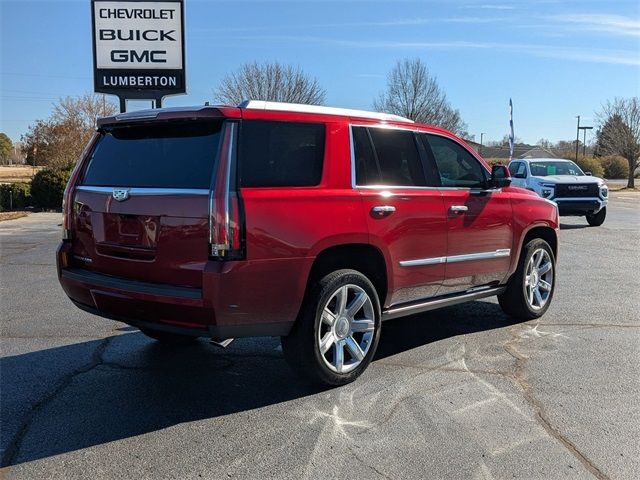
xmin=1 ymin=193 xmax=638 ymax=480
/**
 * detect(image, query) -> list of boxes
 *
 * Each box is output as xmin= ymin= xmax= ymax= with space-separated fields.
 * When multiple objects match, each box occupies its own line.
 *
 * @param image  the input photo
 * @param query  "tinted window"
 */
xmin=425 ymin=134 xmax=487 ymax=188
xmin=354 ymin=127 xmax=426 ymax=186
xmin=239 ymin=121 xmax=325 ymax=187
xmin=82 ymin=122 xmax=222 ymax=188
xmin=509 ymin=162 xmax=527 ymax=178
xmin=352 ymin=127 xmax=378 ymax=185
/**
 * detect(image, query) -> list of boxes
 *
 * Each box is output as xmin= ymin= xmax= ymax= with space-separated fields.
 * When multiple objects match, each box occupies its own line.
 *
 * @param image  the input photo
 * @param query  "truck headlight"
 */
xmin=541 ymin=184 xmax=555 ymax=199
xmin=600 ymin=184 xmax=608 ymax=198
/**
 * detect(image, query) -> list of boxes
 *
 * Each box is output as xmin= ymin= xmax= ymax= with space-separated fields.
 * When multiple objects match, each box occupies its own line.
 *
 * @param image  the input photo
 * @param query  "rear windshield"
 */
xmin=82 ymin=121 xmax=222 ymax=189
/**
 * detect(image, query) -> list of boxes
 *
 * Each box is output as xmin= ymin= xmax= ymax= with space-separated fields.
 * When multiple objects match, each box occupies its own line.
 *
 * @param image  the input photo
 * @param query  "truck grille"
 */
xmin=555 ymin=184 xmax=599 ymax=198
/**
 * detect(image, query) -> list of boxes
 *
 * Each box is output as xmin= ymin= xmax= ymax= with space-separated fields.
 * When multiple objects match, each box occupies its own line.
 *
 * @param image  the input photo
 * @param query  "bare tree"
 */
xmin=22 ymin=93 xmax=117 ymax=169
xmin=214 ymin=62 xmax=326 ymax=106
xmin=596 ymin=97 xmax=640 ymax=188
xmin=374 ymin=58 xmax=468 ymax=136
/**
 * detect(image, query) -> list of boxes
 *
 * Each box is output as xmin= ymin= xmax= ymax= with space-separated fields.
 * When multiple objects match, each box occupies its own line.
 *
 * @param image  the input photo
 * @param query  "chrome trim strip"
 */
xmin=76 ymin=186 xmax=210 ymax=196
xmin=349 ymin=125 xmax=357 ymax=189
xmin=382 ymin=286 xmax=506 ymax=321
xmin=399 ymin=256 xmax=446 ymax=267
xmin=399 ymin=249 xmax=511 ymax=267
xmin=446 ymin=248 xmax=511 ymax=264
xmin=553 ymin=197 xmax=605 ymax=203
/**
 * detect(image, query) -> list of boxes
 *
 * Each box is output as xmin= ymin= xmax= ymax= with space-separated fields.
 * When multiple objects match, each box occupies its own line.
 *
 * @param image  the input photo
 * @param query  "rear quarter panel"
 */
xmin=213 ymin=121 xmax=370 ymax=327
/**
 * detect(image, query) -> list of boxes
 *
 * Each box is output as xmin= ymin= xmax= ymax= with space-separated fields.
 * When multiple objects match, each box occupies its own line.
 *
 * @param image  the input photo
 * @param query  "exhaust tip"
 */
xmin=210 ymin=338 xmax=234 ymax=349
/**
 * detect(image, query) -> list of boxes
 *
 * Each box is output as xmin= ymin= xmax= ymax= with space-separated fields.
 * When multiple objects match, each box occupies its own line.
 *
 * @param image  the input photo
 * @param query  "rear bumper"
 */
xmin=554 ymin=197 xmax=606 ymax=216
xmin=57 ymin=242 xmax=310 ymax=339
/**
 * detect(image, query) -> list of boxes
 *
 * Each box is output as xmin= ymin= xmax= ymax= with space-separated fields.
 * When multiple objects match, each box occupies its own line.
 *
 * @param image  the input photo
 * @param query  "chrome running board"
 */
xmin=382 ymin=286 xmax=506 ymax=321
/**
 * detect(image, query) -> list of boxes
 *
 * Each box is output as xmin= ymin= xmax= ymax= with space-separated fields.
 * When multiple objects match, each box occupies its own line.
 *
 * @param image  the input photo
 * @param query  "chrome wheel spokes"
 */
xmin=318 ymin=284 xmax=375 ymax=374
xmin=525 ymin=249 xmax=554 ymax=311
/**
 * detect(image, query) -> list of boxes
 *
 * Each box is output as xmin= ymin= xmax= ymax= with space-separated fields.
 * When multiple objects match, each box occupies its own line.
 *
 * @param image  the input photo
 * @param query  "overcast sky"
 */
xmin=1 ymin=0 xmax=639 ymax=145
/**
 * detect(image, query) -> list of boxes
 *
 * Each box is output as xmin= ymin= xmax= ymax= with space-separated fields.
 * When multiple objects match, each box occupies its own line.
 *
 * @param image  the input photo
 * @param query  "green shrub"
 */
xmin=599 ymin=155 xmax=628 ymax=179
xmin=574 ymin=156 xmax=604 ymax=178
xmin=0 ymin=182 xmax=31 ymax=211
xmin=30 ymin=167 xmax=71 ymax=210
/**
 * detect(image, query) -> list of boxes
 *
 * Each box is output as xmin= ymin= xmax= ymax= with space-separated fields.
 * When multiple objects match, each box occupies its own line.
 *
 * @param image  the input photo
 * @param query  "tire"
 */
xmin=498 ymin=238 xmax=556 ymax=320
xmin=281 ymin=269 xmax=381 ymax=386
xmin=139 ymin=327 xmax=199 ymax=345
xmin=586 ymin=207 xmax=606 ymax=227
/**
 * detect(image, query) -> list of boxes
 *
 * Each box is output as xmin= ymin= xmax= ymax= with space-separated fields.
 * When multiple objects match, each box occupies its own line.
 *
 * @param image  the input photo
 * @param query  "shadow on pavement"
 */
xmin=1 ymin=300 xmax=523 ymax=467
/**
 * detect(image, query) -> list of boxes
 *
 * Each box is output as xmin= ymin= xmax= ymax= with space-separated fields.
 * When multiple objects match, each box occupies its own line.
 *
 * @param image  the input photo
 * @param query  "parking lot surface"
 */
xmin=1 ymin=193 xmax=638 ymax=480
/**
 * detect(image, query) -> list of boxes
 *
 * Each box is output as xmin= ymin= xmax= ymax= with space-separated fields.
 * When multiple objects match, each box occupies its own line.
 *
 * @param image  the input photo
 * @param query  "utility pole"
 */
xmin=480 ymin=133 xmax=485 ymax=156
xmin=575 ymin=115 xmax=580 ymax=162
xmin=579 ymin=126 xmax=593 ymax=157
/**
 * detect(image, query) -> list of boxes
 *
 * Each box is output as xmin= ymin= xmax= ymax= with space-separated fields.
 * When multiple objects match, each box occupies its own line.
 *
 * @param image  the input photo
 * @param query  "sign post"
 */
xmin=91 ymin=0 xmax=186 ymax=112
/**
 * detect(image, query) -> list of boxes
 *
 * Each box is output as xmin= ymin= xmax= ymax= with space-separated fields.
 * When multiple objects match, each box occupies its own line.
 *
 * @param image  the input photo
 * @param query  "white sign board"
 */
xmin=92 ymin=0 xmax=185 ymax=101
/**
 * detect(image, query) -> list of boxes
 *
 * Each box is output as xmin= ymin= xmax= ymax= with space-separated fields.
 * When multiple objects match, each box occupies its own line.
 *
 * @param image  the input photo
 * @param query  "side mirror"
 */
xmin=490 ymin=165 xmax=512 ymax=188
xmin=585 ymin=171 xmax=592 ymax=176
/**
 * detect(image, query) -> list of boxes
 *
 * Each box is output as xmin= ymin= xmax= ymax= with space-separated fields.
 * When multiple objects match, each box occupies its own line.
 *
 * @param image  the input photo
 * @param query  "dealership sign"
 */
xmin=92 ymin=0 xmax=185 ymax=105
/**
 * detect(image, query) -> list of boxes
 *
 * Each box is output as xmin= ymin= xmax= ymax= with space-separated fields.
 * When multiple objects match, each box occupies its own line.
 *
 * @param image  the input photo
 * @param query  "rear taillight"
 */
xmin=209 ymin=122 xmax=244 ymax=260
xmin=62 ymin=133 xmax=99 ymax=241
xmin=62 ymin=183 xmax=73 ymax=241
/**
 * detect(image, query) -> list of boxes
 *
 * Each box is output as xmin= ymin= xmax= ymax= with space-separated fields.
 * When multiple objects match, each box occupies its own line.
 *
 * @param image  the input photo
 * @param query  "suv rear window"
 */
xmin=82 ymin=122 xmax=222 ymax=189
xmin=239 ymin=120 xmax=325 ymax=187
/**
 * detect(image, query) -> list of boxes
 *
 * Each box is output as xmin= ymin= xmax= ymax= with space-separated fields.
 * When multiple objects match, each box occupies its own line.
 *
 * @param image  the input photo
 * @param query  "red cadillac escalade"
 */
xmin=57 ymin=100 xmax=559 ymax=385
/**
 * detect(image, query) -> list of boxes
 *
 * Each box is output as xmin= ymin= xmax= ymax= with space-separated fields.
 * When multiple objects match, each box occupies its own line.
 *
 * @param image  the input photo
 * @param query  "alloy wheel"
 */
xmin=525 ymin=248 xmax=553 ymax=311
xmin=317 ymin=284 xmax=375 ymax=374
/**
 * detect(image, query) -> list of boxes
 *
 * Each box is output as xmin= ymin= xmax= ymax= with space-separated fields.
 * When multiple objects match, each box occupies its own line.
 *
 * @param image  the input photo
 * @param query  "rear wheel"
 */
xmin=498 ymin=238 xmax=555 ymax=320
xmin=586 ymin=207 xmax=606 ymax=226
xmin=139 ymin=327 xmax=199 ymax=345
xmin=281 ymin=269 xmax=381 ymax=386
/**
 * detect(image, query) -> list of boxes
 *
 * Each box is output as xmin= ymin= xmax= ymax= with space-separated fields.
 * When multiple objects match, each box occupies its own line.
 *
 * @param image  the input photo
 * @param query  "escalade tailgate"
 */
xmin=69 ymin=120 xmax=222 ymax=288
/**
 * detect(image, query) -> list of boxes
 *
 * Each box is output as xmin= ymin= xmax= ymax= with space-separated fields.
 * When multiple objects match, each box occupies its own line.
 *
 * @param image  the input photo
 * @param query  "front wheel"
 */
xmin=498 ymin=238 xmax=556 ymax=320
xmin=586 ymin=207 xmax=606 ymax=226
xmin=281 ymin=269 xmax=381 ymax=386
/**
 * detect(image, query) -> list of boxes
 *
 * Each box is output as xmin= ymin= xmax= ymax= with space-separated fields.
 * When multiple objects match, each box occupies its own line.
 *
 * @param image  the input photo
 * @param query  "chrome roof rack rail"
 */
xmin=238 ymin=100 xmax=414 ymax=123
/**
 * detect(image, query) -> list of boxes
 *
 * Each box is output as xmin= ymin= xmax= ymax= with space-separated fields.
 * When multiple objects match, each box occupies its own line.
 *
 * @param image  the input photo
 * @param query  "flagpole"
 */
xmin=509 ymin=98 xmax=515 ymax=161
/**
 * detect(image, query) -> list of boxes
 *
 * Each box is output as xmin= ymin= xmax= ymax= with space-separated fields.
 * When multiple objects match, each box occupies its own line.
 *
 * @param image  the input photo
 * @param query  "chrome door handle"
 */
xmin=371 ymin=205 xmax=396 ymax=218
xmin=449 ymin=205 xmax=468 ymax=213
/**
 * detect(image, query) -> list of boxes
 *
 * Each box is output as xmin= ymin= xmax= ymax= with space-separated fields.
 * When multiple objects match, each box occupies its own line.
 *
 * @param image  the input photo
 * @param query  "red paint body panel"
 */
xmin=57 ymin=105 xmax=559 ymax=338
xmin=360 ymin=188 xmax=447 ymax=306
xmin=439 ymin=189 xmax=513 ymax=293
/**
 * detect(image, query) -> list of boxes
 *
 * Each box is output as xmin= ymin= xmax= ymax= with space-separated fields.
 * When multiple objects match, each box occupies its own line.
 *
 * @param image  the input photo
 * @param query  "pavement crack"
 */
xmin=0 ymin=335 xmax=114 ymax=468
xmin=346 ymin=444 xmax=392 ymax=479
xmin=503 ymin=326 xmax=611 ymax=480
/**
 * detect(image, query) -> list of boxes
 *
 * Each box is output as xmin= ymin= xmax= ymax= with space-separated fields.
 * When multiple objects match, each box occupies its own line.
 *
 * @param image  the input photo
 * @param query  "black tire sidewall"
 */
xmin=586 ymin=207 xmax=606 ymax=226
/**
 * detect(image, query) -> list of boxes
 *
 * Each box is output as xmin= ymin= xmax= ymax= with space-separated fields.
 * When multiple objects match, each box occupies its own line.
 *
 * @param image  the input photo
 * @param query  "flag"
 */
xmin=509 ymin=98 xmax=515 ymax=160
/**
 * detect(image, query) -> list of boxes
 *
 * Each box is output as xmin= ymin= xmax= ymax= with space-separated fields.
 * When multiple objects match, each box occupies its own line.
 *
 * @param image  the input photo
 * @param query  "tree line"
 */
xmin=2 ymin=59 xmax=638 ymax=188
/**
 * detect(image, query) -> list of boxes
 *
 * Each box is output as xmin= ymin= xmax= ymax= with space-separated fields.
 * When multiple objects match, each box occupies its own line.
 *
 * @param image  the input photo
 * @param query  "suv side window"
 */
xmin=508 ymin=162 xmax=520 ymax=176
xmin=425 ymin=134 xmax=487 ymax=188
xmin=353 ymin=126 xmax=426 ymax=186
xmin=239 ymin=120 xmax=325 ymax=187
